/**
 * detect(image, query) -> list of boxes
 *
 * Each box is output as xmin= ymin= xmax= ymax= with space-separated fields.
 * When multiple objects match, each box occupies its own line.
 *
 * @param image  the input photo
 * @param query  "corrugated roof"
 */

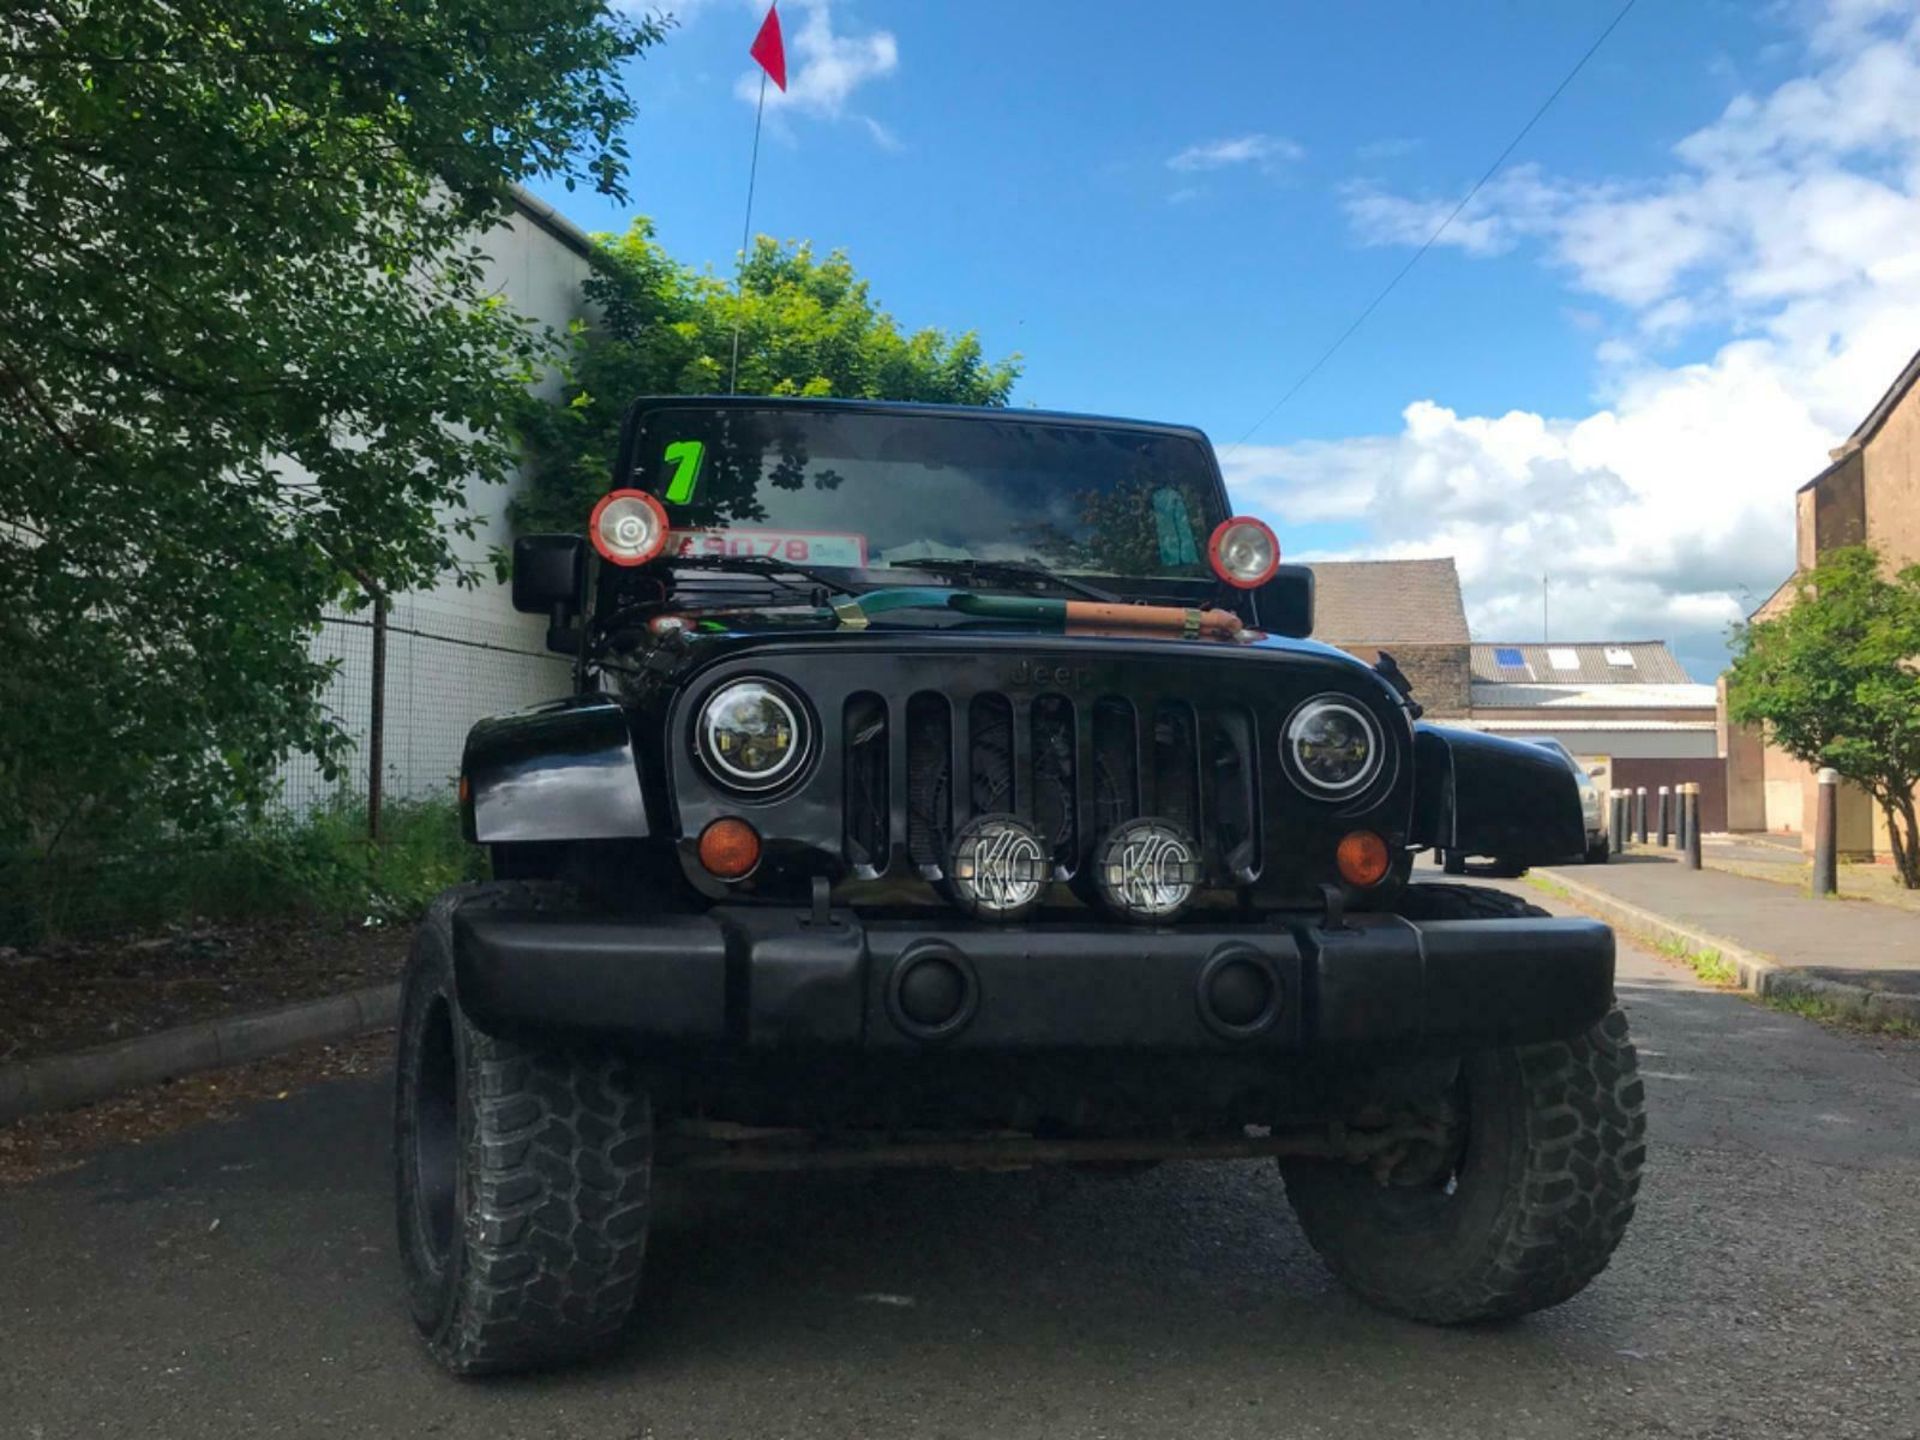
xmin=1307 ymin=558 xmax=1470 ymax=646
xmin=1470 ymin=681 xmax=1718 ymax=711
xmin=1470 ymin=641 xmax=1693 ymax=685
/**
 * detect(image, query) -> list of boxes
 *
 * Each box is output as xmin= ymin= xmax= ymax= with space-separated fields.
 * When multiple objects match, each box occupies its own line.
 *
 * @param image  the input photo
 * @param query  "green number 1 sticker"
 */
xmin=662 ymin=440 xmax=704 ymax=504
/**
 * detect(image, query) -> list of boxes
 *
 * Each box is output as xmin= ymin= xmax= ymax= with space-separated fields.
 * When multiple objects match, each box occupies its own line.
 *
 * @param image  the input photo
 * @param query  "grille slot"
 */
xmin=1151 ymin=700 xmax=1200 ymax=835
xmin=1030 ymin=694 xmax=1076 ymax=870
xmin=1201 ymin=705 xmax=1259 ymax=877
xmin=843 ymin=692 xmax=888 ymax=874
xmin=1091 ymin=697 xmax=1139 ymax=836
xmin=905 ymin=691 xmax=951 ymax=872
xmin=968 ymin=693 xmax=1015 ymax=815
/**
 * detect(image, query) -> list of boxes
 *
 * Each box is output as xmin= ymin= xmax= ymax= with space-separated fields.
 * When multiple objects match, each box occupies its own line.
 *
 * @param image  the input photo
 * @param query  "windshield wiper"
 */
xmin=668 ymin=552 xmax=864 ymax=598
xmin=888 ymin=557 xmax=1119 ymax=603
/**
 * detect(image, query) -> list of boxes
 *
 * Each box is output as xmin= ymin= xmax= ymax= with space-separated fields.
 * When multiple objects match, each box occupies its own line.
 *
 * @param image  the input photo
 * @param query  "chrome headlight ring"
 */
xmin=1282 ymin=694 xmax=1384 ymax=799
xmin=694 ymin=677 xmax=813 ymax=794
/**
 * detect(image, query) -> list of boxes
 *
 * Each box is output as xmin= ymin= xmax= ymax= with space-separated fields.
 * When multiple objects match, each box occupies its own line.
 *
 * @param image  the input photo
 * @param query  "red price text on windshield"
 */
xmin=667 ymin=529 xmax=868 ymax=567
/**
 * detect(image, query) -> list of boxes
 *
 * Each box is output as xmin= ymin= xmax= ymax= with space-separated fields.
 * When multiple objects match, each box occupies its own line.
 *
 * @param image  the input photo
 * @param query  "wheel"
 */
xmin=1585 ymin=836 xmax=1611 ymax=865
xmin=1393 ymin=882 xmax=1549 ymax=923
xmin=1441 ymin=849 xmax=1467 ymax=875
xmin=1287 ymin=884 xmax=1645 ymax=1324
xmin=395 ymin=882 xmax=653 ymax=1375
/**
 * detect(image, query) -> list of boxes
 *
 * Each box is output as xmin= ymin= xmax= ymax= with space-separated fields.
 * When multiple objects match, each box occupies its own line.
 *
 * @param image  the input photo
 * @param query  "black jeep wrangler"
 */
xmin=395 ymin=396 xmax=1645 ymax=1374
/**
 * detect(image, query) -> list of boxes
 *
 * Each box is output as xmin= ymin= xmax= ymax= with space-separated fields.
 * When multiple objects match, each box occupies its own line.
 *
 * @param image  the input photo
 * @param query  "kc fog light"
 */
xmin=945 ymin=814 xmax=1049 ymax=920
xmin=1094 ymin=818 xmax=1202 ymax=923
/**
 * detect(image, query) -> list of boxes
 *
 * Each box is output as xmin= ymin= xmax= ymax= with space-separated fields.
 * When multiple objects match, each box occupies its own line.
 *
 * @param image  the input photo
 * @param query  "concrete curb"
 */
xmin=1542 ymin=870 xmax=1920 ymax=1026
xmin=0 ymin=983 xmax=400 ymax=1125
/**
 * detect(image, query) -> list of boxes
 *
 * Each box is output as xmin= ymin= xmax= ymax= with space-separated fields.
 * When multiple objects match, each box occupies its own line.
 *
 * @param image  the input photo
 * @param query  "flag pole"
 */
xmin=728 ymin=70 xmax=768 ymax=396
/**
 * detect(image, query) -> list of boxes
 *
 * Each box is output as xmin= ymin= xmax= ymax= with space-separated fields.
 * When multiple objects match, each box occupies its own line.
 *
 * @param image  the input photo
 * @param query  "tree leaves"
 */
xmin=0 ymin=1 xmax=666 ymax=857
xmin=511 ymin=219 xmax=1023 ymax=536
xmin=1727 ymin=547 xmax=1920 ymax=887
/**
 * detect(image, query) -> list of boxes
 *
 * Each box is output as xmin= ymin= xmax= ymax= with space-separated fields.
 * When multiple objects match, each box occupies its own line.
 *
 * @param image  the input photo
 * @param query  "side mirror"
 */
xmin=1250 ymin=564 xmax=1313 ymax=638
xmin=511 ymin=534 xmax=586 ymax=654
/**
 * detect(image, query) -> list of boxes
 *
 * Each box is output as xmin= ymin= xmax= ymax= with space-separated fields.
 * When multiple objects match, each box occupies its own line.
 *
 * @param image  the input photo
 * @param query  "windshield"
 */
xmin=624 ymin=405 xmax=1226 ymax=579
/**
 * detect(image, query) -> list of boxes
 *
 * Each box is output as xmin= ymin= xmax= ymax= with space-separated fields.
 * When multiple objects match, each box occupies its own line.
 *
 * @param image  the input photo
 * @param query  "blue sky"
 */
xmin=530 ymin=0 xmax=1920 ymax=678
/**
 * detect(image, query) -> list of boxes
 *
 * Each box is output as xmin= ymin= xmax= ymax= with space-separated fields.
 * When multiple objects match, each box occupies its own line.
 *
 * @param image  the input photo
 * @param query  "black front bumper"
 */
xmin=453 ymin=904 xmax=1614 ymax=1058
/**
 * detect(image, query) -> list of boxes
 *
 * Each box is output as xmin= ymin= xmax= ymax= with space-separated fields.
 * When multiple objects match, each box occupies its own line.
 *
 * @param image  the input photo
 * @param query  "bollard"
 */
xmin=1813 ymin=768 xmax=1838 ymax=897
xmin=1635 ymin=787 xmax=1648 ymax=844
xmin=1610 ymin=791 xmax=1625 ymax=856
xmin=1684 ymin=783 xmax=1702 ymax=870
xmin=1670 ymin=785 xmax=1686 ymax=851
xmin=1657 ymin=785 xmax=1671 ymax=847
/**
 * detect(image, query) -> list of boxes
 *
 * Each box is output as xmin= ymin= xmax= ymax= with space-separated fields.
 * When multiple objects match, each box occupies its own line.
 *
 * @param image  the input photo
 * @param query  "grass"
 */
xmin=1759 ymin=991 xmax=1920 ymax=1039
xmin=1522 ymin=873 xmax=1572 ymax=902
xmin=1651 ymin=935 xmax=1740 ymax=987
xmin=0 ymin=794 xmax=484 ymax=946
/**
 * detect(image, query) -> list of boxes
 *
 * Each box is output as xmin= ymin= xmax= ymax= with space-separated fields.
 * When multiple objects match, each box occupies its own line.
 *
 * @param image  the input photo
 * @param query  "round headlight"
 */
xmin=589 ymin=488 xmax=669 ymax=567
xmin=697 ymin=679 xmax=809 ymax=792
xmin=946 ymin=814 xmax=1049 ymax=920
xmin=1207 ymin=516 xmax=1281 ymax=589
xmin=1284 ymin=696 xmax=1382 ymax=796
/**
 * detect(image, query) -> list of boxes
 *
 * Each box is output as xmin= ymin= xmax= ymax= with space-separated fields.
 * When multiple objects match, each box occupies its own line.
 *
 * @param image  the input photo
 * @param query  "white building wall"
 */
xmin=280 ymin=200 xmax=594 ymax=814
xmin=1469 ymin=723 xmax=1721 ymax=760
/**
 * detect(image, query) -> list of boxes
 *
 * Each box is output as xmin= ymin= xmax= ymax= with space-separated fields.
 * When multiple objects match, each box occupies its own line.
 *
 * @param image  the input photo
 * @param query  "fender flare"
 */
xmin=1408 ymin=724 xmax=1585 ymax=865
xmin=462 ymin=696 xmax=651 ymax=844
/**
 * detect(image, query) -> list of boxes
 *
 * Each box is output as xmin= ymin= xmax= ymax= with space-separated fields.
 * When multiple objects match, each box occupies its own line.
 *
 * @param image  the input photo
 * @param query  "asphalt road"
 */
xmin=4 ymin=911 xmax=1919 ymax=1440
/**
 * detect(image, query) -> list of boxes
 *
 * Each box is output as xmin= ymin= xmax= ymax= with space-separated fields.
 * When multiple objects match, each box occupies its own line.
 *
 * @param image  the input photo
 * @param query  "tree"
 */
xmin=511 ymin=218 xmax=1022 ymax=534
xmin=0 ymin=2 xmax=666 ymax=859
xmin=1727 ymin=546 xmax=1920 ymax=888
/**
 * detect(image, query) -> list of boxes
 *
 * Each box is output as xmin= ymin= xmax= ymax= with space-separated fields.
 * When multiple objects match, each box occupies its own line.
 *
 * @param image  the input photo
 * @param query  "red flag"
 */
xmin=750 ymin=4 xmax=787 ymax=92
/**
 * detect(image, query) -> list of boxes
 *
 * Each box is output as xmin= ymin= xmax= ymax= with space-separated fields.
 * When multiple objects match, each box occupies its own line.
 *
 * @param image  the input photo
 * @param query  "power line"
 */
xmin=1225 ymin=0 xmax=1638 ymax=455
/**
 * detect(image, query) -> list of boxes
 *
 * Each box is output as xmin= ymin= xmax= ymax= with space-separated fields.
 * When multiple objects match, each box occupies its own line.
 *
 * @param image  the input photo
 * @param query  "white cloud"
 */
xmin=1263 ymin=4 xmax=1920 ymax=676
xmin=1168 ymin=134 xmax=1305 ymax=172
xmin=732 ymin=0 xmax=897 ymax=123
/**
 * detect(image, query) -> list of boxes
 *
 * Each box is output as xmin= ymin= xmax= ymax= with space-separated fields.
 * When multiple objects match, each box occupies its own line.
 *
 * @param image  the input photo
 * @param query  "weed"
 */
xmin=1759 ymin=991 xmax=1920 ymax=1039
xmin=1651 ymin=935 xmax=1739 ymax=986
xmin=1523 ymin=873 xmax=1572 ymax=902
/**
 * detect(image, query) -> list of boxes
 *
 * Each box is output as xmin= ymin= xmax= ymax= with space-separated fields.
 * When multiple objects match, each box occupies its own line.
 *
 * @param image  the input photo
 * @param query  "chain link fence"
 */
xmin=280 ymin=597 xmax=573 ymax=820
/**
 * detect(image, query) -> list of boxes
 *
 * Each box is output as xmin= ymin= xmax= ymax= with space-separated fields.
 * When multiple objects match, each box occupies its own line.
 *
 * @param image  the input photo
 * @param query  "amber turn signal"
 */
xmin=1336 ymin=830 xmax=1391 ymax=888
xmin=698 ymin=817 xmax=762 ymax=880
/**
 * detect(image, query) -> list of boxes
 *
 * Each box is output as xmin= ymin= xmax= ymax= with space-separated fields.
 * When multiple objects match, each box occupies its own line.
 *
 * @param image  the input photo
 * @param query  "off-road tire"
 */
xmin=1393 ymin=882 xmax=1549 ymax=923
xmin=1286 ymin=882 xmax=1645 ymax=1324
xmin=395 ymin=881 xmax=653 ymax=1375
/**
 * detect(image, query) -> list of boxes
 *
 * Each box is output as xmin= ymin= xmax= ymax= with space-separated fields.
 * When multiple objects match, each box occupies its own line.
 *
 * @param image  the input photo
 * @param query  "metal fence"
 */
xmin=279 ymin=597 xmax=574 ymax=823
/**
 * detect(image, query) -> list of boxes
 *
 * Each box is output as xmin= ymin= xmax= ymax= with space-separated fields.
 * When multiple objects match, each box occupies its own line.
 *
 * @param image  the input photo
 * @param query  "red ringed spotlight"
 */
xmin=1207 ymin=516 xmax=1281 ymax=589
xmin=589 ymin=489 xmax=670 ymax=568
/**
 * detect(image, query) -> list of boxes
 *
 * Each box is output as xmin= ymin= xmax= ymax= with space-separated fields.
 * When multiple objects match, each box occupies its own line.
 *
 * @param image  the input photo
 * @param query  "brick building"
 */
xmin=1307 ymin=558 xmax=1472 ymax=716
xmin=1722 ymin=345 xmax=1920 ymax=857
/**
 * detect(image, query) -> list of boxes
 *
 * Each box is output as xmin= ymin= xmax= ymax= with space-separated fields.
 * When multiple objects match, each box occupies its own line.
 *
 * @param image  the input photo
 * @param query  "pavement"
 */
xmin=3 ymin=906 xmax=1919 ymax=1439
xmin=1538 ymin=849 xmax=1920 ymax=998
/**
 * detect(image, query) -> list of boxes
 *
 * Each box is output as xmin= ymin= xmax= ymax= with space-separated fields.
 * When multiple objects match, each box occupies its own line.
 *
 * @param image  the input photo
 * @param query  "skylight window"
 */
xmin=1493 ymin=646 xmax=1526 ymax=669
xmin=1605 ymin=647 xmax=1635 ymax=667
xmin=1548 ymin=647 xmax=1580 ymax=671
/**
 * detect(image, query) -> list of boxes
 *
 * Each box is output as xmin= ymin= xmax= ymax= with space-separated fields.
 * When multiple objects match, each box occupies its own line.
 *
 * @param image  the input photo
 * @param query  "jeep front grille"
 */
xmin=878 ymin=689 xmax=1259 ymax=883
